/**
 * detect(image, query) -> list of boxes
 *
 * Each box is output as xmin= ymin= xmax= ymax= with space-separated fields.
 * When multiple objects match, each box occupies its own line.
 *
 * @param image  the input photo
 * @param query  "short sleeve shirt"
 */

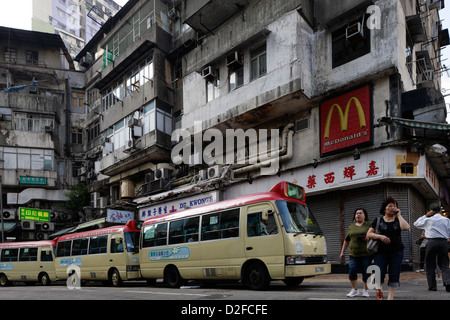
xmin=345 ymin=221 xmax=371 ymax=257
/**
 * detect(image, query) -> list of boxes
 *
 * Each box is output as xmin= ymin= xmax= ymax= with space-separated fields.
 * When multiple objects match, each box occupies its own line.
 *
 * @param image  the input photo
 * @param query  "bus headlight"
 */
xmin=286 ymin=256 xmax=306 ymax=265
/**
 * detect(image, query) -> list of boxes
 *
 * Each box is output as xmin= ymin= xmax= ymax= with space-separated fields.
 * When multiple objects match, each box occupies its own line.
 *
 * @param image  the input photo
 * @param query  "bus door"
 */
xmin=110 ymin=235 xmax=126 ymax=271
xmin=244 ymin=204 xmax=284 ymax=277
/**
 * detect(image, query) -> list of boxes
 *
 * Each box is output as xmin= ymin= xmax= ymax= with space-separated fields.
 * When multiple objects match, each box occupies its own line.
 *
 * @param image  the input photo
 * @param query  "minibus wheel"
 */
xmin=109 ymin=268 xmax=122 ymax=287
xmin=164 ymin=265 xmax=183 ymax=288
xmin=0 ymin=273 xmax=10 ymax=287
xmin=244 ymin=262 xmax=270 ymax=291
xmin=39 ymin=273 xmax=51 ymax=286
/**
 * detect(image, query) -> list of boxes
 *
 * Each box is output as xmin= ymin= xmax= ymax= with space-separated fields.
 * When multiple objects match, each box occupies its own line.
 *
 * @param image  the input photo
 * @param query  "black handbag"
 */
xmin=367 ymin=217 xmax=381 ymax=255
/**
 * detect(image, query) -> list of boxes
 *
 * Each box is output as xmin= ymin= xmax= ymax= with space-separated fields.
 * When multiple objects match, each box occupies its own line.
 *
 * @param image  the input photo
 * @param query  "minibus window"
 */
xmin=19 ymin=248 xmax=38 ymax=262
xmin=125 ymin=232 xmax=140 ymax=252
xmin=276 ymin=201 xmax=322 ymax=235
xmin=41 ymin=250 xmax=53 ymax=262
xmin=1 ymin=248 xmax=18 ymax=262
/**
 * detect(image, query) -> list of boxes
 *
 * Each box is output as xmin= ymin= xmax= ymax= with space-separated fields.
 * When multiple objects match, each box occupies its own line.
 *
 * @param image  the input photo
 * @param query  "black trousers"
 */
xmin=425 ymin=239 xmax=450 ymax=289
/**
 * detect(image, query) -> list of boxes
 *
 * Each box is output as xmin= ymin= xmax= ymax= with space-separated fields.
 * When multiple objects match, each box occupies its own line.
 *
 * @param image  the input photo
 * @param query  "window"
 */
xmin=14 ymin=113 xmax=55 ymax=133
xmin=0 ymin=248 xmax=18 ymax=262
xmin=201 ymin=209 xmax=240 ymax=241
xmin=72 ymin=238 xmax=89 ymax=256
xmin=250 ymin=44 xmax=267 ymax=81
xmin=71 ymin=127 xmax=83 ymax=144
xmin=1 ymin=147 xmax=53 ymax=171
xmin=4 ymin=48 xmax=16 ymax=63
xmin=88 ymin=235 xmax=108 ymax=254
xmin=87 ymin=119 xmax=100 ymax=143
xmin=41 ymin=249 xmax=53 ymax=262
xmin=247 ymin=212 xmax=278 ymax=237
xmin=125 ymin=57 xmax=153 ymax=97
xmin=142 ymin=223 xmax=168 ymax=248
xmin=56 ymin=241 xmax=72 ymax=257
xmin=332 ymin=16 xmax=371 ymax=68
xmin=229 ymin=68 xmax=244 ymax=91
xmin=19 ymin=248 xmax=38 ymax=261
xmin=26 ymin=51 xmax=38 ymax=65
xmin=206 ymin=79 xmax=220 ymax=103
xmin=111 ymin=237 xmax=124 ymax=253
xmin=169 ymin=217 xmax=200 ymax=244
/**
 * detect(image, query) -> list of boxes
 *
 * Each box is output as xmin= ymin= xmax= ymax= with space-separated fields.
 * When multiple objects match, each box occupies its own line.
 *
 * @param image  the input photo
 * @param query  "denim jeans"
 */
xmin=373 ymin=250 xmax=404 ymax=287
xmin=348 ymin=255 xmax=371 ymax=283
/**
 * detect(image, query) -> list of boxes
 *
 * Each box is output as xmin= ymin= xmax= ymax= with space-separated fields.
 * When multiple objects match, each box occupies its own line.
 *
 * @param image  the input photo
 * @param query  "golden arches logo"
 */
xmin=323 ymin=97 xmax=367 ymax=139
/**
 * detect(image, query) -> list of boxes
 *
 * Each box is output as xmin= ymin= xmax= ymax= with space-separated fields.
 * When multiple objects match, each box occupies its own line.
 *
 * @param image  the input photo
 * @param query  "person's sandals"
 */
xmin=376 ymin=289 xmax=383 ymax=300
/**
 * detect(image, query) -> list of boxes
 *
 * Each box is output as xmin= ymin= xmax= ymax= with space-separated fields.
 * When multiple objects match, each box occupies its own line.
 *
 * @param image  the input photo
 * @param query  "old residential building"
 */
xmin=0 ymin=27 xmax=85 ymax=240
xmin=61 ymin=0 xmax=450 ymax=269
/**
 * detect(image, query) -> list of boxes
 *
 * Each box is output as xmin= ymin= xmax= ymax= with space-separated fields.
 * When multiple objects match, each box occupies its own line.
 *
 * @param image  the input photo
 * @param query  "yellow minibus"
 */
xmin=54 ymin=220 xmax=141 ymax=286
xmin=140 ymin=181 xmax=331 ymax=290
xmin=0 ymin=240 xmax=56 ymax=286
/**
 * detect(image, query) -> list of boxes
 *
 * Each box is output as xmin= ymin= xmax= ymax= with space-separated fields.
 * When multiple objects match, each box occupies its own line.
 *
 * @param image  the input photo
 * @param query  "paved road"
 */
xmin=0 ymin=272 xmax=448 ymax=301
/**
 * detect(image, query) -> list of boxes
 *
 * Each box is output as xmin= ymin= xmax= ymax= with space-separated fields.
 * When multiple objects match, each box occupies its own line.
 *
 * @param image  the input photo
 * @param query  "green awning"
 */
xmin=379 ymin=117 xmax=450 ymax=131
xmin=76 ymin=217 xmax=107 ymax=230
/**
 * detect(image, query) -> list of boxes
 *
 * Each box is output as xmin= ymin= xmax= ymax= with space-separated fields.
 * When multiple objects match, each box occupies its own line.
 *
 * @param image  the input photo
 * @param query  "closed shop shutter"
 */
xmin=387 ymin=184 xmax=426 ymax=263
xmin=342 ymin=185 xmax=385 ymax=263
xmin=307 ymin=192 xmax=342 ymax=263
xmin=408 ymin=187 xmax=426 ymax=266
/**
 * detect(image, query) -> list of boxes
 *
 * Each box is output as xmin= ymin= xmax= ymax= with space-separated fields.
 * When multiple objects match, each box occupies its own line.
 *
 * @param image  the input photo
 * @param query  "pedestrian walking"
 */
xmin=416 ymin=231 xmax=427 ymax=273
xmin=367 ymin=197 xmax=410 ymax=300
xmin=413 ymin=206 xmax=450 ymax=292
xmin=340 ymin=208 xmax=371 ymax=297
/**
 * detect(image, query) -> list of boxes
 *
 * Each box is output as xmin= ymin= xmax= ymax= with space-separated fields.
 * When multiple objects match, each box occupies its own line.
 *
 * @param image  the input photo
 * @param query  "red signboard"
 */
xmin=320 ymin=85 xmax=372 ymax=156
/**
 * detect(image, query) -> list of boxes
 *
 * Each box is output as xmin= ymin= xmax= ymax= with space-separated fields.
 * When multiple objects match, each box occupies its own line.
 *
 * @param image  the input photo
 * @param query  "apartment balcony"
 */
xmin=98 ymin=129 xmax=171 ymax=177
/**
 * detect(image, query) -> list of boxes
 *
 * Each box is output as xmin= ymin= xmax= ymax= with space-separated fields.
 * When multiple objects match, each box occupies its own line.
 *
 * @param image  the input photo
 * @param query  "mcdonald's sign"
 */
xmin=320 ymin=85 xmax=372 ymax=156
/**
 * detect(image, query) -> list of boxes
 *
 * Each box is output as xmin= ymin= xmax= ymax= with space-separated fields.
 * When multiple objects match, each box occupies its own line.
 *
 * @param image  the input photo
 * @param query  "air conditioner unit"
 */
xmin=198 ymin=169 xmax=207 ymax=181
xmin=44 ymin=126 xmax=53 ymax=133
xmin=80 ymin=53 xmax=93 ymax=68
xmin=148 ymin=178 xmax=166 ymax=195
xmin=22 ymin=220 xmax=36 ymax=230
xmin=125 ymin=139 xmax=134 ymax=151
xmin=2 ymin=210 xmax=16 ymax=220
xmin=168 ymin=7 xmax=178 ymax=21
xmin=145 ymin=171 xmax=155 ymax=183
xmin=142 ymin=183 xmax=150 ymax=195
xmin=36 ymin=232 xmax=49 ymax=240
xmin=202 ymin=66 xmax=217 ymax=82
xmin=22 ymin=231 xmax=35 ymax=240
xmin=37 ymin=222 xmax=54 ymax=231
xmin=226 ymin=51 xmax=243 ymax=71
xmin=155 ymin=168 xmax=171 ymax=180
xmin=87 ymin=171 xmax=95 ymax=179
xmin=133 ymin=125 xmax=143 ymax=137
xmin=346 ymin=22 xmax=364 ymax=40
xmin=99 ymin=197 xmax=108 ymax=208
xmin=78 ymin=167 xmax=86 ymax=176
xmin=128 ymin=118 xmax=140 ymax=127
xmin=207 ymin=165 xmax=222 ymax=179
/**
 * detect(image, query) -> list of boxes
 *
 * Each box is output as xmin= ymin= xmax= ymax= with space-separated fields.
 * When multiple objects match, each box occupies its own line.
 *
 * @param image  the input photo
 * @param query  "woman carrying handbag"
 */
xmin=367 ymin=197 xmax=410 ymax=300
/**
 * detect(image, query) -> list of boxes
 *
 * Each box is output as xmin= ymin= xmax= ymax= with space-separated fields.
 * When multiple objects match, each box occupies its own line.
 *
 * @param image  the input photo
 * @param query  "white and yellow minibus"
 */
xmin=54 ymin=220 xmax=141 ymax=286
xmin=0 ymin=240 xmax=56 ymax=286
xmin=140 ymin=181 xmax=331 ymax=290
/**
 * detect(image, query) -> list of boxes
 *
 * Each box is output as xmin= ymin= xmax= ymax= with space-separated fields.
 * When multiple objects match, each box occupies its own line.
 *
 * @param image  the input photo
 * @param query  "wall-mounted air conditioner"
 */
xmin=155 ymin=168 xmax=171 ymax=180
xmin=22 ymin=220 xmax=36 ymax=230
xmin=207 ymin=165 xmax=222 ymax=179
xmin=2 ymin=209 xmax=16 ymax=220
xmin=202 ymin=66 xmax=217 ymax=82
xmin=226 ymin=51 xmax=243 ymax=71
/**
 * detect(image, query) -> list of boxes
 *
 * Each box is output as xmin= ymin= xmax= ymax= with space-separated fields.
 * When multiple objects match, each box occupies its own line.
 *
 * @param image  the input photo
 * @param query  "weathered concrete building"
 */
xmin=73 ymin=0 xmax=450 ymax=269
xmin=0 ymin=27 xmax=85 ymax=240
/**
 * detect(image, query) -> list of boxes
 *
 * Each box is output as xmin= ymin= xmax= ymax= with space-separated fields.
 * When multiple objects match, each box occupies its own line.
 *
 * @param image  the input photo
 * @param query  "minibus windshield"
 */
xmin=276 ymin=201 xmax=323 ymax=235
xmin=125 ymin=232 xmax=140 ymax=252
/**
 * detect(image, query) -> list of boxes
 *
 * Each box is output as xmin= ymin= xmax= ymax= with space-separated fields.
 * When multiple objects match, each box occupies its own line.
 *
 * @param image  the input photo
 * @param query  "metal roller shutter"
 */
xmin=342 ymin=185 xmax=385 ymax=263
xmin=307 ymin=192 xmax=342 ymax=263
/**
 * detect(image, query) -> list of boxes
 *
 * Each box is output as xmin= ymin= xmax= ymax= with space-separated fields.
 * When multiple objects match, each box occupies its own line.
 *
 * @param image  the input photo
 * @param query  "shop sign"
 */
xmin=138 ymin=191 xmax=219 ymax=221
xmin=106 ymin=209 xmax=134 ymax=223
xmin=320 ymin=85 xmax=372 ymax=156
xmin=19 ymin=207 xmax=51 ymax=222
xmin=19 ymin=176 xmax=47 ymax=185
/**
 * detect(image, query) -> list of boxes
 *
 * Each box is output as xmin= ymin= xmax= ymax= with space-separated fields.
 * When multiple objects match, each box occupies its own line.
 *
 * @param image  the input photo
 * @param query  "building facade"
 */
xmin=0 ymin=27 xmax=85 ymax=241
xmin=53 ymin=0 xmax=450 ymax=269
xmin=32 ymin=0 xmax=122 ymax=58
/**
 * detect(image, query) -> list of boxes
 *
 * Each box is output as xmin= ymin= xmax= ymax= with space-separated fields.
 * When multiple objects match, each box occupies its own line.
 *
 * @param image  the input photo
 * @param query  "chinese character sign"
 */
xmin=106 ymin=209 xmax=134 ymax=223
xmin=320 ymin=85 xmax=372 ymax=156
xmin=19 ymin=207 xmax=51 ymax=222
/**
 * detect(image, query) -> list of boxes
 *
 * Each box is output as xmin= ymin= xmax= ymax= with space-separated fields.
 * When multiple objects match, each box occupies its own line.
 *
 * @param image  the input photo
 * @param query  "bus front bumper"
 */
xmin=285 ymin=263 xmax=331 ymax=277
